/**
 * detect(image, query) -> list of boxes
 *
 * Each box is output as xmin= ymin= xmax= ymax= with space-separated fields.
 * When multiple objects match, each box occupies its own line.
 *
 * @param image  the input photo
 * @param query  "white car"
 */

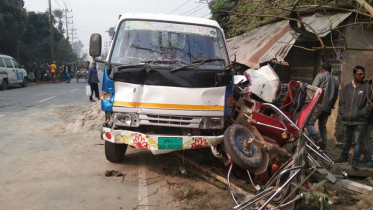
xmin=0 ymin=54 xmax=28 ymax=90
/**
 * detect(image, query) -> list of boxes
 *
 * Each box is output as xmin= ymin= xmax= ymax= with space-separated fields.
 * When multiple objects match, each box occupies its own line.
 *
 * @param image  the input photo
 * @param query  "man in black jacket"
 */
xmin=335 ymin=65 xmax=373 ymax=168
xmin=306 ymin=63 xmax=339 ymax=152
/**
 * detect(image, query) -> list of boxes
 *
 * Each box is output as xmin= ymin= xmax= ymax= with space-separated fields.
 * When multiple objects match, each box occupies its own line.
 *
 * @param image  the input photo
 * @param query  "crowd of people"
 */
xmin=307 ymin=63 xmax=373 ymax=168
xmin=25 ymin=61 xmax=75 ymax=84
xmin=25 ymin=60 xmax=100 ymax=103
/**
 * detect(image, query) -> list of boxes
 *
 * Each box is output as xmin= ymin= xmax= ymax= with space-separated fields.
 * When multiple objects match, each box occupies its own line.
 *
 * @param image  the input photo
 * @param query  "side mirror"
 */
xmin=89 ymin=33 xmax=102 ymax=57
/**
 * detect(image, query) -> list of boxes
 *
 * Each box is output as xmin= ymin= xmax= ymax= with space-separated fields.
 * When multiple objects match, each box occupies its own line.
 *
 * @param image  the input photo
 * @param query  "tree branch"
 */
xmin=356 ymin=0 xmax=373 ymax=16
xmin=217 ymin=9 xmax=325 ymax=47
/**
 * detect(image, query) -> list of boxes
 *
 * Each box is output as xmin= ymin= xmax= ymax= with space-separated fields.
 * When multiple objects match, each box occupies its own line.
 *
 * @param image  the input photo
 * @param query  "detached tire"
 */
xmin=223 ymin=124 xmax=263 ymax=170
xmin=105 ymin=141 xmax=128 ymax=162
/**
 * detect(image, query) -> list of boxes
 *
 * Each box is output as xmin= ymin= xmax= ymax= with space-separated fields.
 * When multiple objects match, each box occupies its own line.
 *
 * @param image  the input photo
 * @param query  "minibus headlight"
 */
xmin=199 ymin=117 xmax=224 ymax=129
xmin=114 ymin=113 xmax=139 ymax=127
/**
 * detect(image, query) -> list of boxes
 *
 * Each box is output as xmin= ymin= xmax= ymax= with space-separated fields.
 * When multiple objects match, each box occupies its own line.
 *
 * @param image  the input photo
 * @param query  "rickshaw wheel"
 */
xmin=223 ymin=124 xmax=263 ymax=170
xmin=105 ymin=141 xmax=128 ymax=162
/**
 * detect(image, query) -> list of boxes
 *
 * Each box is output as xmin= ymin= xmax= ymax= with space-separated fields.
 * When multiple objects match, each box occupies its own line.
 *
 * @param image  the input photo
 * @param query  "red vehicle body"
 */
xmin=222 ymin=65 xmax=346 ymax=209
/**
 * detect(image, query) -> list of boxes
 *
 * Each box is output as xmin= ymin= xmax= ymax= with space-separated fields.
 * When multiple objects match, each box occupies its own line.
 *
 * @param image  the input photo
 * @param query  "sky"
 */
xmin=23 ymin=0 xmax=212 ymax=56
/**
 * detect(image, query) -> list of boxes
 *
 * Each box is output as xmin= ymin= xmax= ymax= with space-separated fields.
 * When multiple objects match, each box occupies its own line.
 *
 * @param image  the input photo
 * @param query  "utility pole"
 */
xmin=70 ymin=27 xmax=77 ymax=53
xmin=48 ymin=0 xmax=55 ymax=61
xmin=64 ymin=4 xmax=73 ymax=40
xmin=104 ymin=40 xmax=110 ymax=54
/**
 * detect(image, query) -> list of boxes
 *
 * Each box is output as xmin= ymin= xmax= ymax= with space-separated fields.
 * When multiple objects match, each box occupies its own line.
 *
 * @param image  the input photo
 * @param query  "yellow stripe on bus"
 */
xmin=113 ymin=101 xmax=224 ymax=111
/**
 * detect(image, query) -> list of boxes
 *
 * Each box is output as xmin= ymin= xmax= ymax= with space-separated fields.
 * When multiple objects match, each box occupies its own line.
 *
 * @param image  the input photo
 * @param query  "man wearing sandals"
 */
xmin=335 ymin=65 xmax=373 ymax=168
xmin=306 ymin=63 xmax=339 ymax=152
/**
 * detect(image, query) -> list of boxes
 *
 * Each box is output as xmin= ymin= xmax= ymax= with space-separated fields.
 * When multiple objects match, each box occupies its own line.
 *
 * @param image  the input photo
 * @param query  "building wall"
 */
xmin=329 ymin=17 xmax=373 ymax=141
xmin=340 ymin=17 xmax=373 ymax=87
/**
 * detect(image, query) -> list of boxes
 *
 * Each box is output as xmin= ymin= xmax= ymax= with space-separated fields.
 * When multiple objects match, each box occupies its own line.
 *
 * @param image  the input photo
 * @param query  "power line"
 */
xmin=154 ymin=0 xmax=171 ymax=12
xmin=76 ymin=28 xmax=111 ymax=39
xmin=180 ymin=3 xmax=204 ymax=15
xmin=200 ymin=6 xmax=211 ymax=18
xmin=187 ymin=5 xmax=207 ymax=16
xmin=168 ymin=0 xmax=192 ymax=14
xmin=74 ymin=24 xmax=107 ymax=34
xmin=200 ymin=12 xmax=211 ymax=18
xmin=53 ymin=0 xmax=63 ymax=9
xmin=59 ymin=0 xmax=67 ymax=7
xmin=66 ymin=0 xmax=72 ymax=9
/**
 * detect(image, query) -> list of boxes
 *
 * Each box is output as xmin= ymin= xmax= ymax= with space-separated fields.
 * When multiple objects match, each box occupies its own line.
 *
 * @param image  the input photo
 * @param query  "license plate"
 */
xmin=158 ymin=137 xmax=182 ymax=150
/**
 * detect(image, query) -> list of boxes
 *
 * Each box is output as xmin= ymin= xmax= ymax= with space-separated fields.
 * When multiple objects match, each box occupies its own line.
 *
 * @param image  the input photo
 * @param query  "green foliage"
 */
xmin=0 ymin=0 xmax=78 ymax=66
xmin=291 ymin=180 xmax=329 ymax=210
xmin=53 ymin=9 xmax=64 ymax=34
xmin=209 ymin=0 xmax=373 ymax=38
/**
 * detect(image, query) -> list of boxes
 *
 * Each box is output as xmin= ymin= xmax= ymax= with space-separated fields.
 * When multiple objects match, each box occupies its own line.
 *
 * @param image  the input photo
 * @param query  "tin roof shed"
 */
xmin=226 ymin=12 xmax=351 ymax=68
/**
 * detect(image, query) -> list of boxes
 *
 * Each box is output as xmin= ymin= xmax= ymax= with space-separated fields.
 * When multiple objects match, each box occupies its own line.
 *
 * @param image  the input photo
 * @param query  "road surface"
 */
xmin=0 ymin=75 xmax=174 ymax=210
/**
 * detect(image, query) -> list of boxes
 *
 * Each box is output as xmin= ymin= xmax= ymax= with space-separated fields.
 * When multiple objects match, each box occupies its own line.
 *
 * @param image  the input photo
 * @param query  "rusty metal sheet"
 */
xmin=227 ymin=12 xmax=351 ymax=68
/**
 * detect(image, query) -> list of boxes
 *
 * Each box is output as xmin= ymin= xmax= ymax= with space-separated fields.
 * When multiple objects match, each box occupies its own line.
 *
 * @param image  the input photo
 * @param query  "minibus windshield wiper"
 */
xmin=141 ymin=60 xmax=181 ymax=64
xmin=117 ymin=64 xmax=146 ymax=71
xmin=170 ymin=58 xmax=225 ymax=73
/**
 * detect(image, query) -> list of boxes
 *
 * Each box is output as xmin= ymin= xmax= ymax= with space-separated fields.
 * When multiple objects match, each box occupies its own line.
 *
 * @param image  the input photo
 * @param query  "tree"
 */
xmin=53 ymin=9 xmax=64 ymax=34
xmin=0 ymin=0 xmax=26 ymax=58
xmin=73 ymin=40 xmax=84 ymax=57
xmin=208 ymin=0 xmax=373 ymax=38
xmin=0 ymin=1 xmax=78 ymax=66
xmin=107 ymin=27 xmax=115 ymax=37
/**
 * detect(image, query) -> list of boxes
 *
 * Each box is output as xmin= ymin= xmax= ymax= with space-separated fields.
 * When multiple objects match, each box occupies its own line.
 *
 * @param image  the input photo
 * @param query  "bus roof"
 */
xmin=118 ymin=13 xmax=223 ymax=31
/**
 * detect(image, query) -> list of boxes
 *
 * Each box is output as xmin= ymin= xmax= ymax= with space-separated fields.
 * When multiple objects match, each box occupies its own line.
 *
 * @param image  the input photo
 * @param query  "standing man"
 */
xmin=360 ymin=79 xmax=373 ymax=168
xmin=306 ymin=63 xmax=339 ymax=152
xmin=88 ymin=61 xmax=100 ymax=102
xmin=64 ymin=64 xmax=71 ymax=83
xmin=50 ymin=61 xmax=57 ymax=83
xmin=335 ymin=65 xmax=373 ymax=168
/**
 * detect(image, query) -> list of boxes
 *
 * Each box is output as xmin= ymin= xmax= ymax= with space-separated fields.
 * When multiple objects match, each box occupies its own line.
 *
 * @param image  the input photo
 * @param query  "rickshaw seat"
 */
xmin=279 ymin=81 xmax=300 ymax=114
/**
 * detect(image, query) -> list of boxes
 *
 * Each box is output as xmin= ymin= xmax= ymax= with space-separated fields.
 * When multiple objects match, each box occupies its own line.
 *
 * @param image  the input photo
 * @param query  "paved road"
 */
xmin=0 ymin=73 xmax=174 ymax=210
xmin=0 ymin=76 xmax=93 ymax=116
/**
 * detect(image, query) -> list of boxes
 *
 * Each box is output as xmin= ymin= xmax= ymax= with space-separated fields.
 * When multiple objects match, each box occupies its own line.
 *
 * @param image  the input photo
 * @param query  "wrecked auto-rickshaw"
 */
xmin=217 ymin=64 xmax=347 ymax=209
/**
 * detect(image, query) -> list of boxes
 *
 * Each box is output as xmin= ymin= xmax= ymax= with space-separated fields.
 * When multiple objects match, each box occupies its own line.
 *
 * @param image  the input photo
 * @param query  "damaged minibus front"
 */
xmin=89 ymin=13 xmax=233 ymax=162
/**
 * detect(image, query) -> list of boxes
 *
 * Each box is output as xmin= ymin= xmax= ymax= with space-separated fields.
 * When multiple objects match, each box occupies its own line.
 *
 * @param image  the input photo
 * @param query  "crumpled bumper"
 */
xmin=101 ymin=127 xmax=224 ymax=155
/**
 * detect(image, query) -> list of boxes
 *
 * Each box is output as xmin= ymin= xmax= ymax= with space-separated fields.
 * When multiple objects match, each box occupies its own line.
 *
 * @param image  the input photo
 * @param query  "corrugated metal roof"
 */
xmin=226 ymin=12 xmax=351 ymax=68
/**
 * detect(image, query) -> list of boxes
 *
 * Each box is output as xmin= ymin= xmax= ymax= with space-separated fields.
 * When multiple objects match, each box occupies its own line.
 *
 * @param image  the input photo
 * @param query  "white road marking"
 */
xmin=39 ymin=96 xmax=56 ymax=103
xmin=70 ymin=88 xmax=79 ymax=92
xmin=138 ymin=158 xmax=148 ymax=210
xmin=0 ymin=115 xmax=4 ymax=118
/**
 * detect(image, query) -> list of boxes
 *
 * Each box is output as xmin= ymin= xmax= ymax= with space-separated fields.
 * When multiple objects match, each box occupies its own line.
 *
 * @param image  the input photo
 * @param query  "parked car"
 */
xmin=0 ymin=54 xmax=28 ymax=90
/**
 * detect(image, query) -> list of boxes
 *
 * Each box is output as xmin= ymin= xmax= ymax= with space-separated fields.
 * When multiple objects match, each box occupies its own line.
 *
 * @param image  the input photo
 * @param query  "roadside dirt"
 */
xmin=50 ymin=103 xmax=373 ymax=210
xmin=49 ymin=103 xmax=235 ymax=209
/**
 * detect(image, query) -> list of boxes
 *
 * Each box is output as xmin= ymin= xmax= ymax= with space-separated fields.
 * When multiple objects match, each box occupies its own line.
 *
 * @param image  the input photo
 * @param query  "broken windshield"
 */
xmin=110 ymin=20 xmax=229 ymax=70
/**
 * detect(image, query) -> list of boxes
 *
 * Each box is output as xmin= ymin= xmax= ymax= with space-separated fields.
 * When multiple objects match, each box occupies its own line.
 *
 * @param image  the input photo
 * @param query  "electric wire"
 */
xmin=74 ymin=24 xmax=108 ymax=34
xmin=168 ymin=0 xmax=192 ymax=14
xmin=154 ymin=0 xmax=171 ymax=12
xmin=76 ymin=28 xmax=111 ymax=39
xmin=53 ymin=0 xmax=63 ymax=10
xmin=66 ymin=0 xmax=72 ymax=9
xmin=186 ymin=5 xmax=207 ymax=16
xmin=200 ymin=6 xmax=211 ymax=18
xmin=200 ymin=12 xmax=211 ymax=18
xmin=180 ymin=3 xmax=204 ymax=15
